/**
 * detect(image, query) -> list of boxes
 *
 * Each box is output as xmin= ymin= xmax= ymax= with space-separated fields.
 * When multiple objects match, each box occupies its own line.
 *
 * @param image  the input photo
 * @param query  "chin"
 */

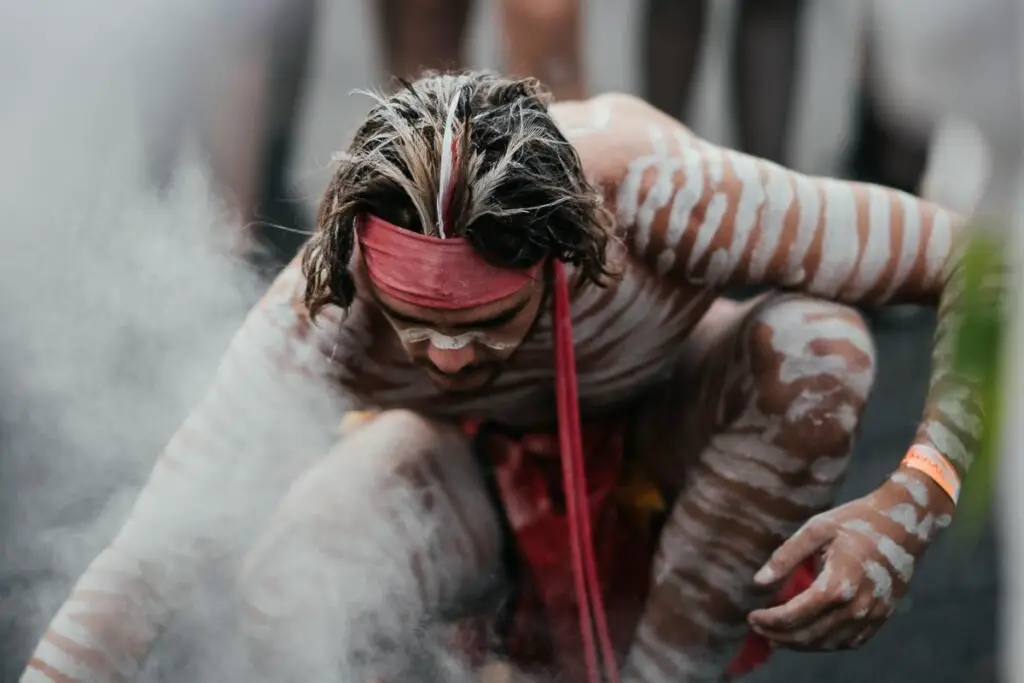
xmin=429 ymin=369 xmax=498 ymax=393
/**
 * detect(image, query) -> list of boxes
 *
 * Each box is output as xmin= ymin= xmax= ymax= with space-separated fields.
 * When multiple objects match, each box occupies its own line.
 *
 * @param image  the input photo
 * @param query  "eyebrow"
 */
xmin=373 ymin=291 xmax=532 ymax=331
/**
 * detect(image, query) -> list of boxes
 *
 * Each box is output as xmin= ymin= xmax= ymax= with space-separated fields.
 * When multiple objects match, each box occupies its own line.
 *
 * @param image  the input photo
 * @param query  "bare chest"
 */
xmin=328 ymin=266 xmax=716 ymax=426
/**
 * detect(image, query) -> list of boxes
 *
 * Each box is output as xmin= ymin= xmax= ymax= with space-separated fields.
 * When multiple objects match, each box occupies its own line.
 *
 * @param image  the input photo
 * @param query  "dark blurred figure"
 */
xmin=144 ymin=0 xmax=587 ymax=284
xmin=846 ymin=20 xmax=932 ymax=197
xmin=374 ymin=0 xmax=586 ymax=100
xmin=642 ymin=0 xmax=807 ymax=302
xmin=144 ymin=0 xmax=318 ymax=280
xmin=642 ymin=0 xmax=806 ymax=164
xmin=641 ymin=0 xmax=931 ymax=194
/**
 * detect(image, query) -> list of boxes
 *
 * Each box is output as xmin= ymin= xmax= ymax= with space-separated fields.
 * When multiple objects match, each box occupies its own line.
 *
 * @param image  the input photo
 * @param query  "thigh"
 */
xmin=630 ymin=293 xmax=873 ymax=495
xmin=622 ymin=295 xmax=875 ymax=682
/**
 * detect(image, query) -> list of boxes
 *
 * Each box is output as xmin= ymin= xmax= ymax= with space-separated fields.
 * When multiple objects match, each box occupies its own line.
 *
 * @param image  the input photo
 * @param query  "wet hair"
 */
xmin=302 ymin=70 xmax=616 ymax=317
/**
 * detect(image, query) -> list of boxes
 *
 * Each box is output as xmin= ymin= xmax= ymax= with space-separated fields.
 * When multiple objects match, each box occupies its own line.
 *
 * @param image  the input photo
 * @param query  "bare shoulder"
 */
xmin=256 ymin=259 xmax=310 ymax=322
xmin=249 ymin=258 xmax=348 ymax=361
xmin=550 ymin=93 xmax=698 ymax=186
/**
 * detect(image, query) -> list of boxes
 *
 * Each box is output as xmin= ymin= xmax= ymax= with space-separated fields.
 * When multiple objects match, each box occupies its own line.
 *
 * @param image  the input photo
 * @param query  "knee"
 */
xmin=332 ymin=409 xmax=468 ymax=484
xmin=237 ymin=411 xmax=440 ymax=585
xmin=236 ymin=512 xmax=336 ymax=644
xmin=744 ymin=296 xmax=877 ymax=457
xmin=237 ymin=409 xmax=487 ymax=620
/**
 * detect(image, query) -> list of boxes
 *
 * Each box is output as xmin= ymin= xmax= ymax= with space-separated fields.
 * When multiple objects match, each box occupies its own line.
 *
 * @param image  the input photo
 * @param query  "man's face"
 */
xmin=370 ymin=275 xmax=546 ymax=392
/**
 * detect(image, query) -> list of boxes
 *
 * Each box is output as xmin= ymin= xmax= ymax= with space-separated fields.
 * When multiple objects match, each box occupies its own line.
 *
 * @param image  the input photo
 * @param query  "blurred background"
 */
xmin=0 ymin=0 xmax=1019 ymax=681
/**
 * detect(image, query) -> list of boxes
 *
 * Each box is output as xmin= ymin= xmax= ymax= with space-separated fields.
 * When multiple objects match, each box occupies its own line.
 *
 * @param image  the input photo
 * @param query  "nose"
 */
xmin=426 ymin=342 xmax=476 ymax=375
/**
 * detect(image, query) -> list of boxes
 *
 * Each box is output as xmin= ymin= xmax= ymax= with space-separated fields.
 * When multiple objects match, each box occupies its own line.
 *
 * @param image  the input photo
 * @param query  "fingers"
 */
xmin=751 ymin=576 xmax=888 ymax=651
xmin=753 ymin=517 xmax=833 ymax=586
xmin=747 ymin=569 xmax=838 ymax=632
xmin=752 ymin=603 xmax=847 ymax=649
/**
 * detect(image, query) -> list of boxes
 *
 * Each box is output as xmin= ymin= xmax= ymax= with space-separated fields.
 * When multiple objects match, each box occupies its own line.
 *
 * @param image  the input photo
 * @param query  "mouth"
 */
xmin=426 ymin=365 xmax=496 ymax=391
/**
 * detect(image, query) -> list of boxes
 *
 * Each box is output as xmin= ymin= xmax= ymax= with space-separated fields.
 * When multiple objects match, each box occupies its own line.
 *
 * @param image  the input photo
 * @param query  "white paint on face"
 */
xmin=396 ymin=327 xmax=513 ymax=352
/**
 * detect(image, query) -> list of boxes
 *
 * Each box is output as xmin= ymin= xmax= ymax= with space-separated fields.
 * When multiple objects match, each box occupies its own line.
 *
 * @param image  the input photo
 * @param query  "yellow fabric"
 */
xmin=340 ymin=410 xmax=382 ymax=436
xmin=615 ymin=467 xmax=666 ymax=534
xmin=341 ymin=411 xmax=665 ymax=531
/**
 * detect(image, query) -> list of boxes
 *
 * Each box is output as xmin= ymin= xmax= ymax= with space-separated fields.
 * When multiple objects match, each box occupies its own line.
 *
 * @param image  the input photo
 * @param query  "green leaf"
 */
xmin=949 ymin=231 xmax=1008 ymax=537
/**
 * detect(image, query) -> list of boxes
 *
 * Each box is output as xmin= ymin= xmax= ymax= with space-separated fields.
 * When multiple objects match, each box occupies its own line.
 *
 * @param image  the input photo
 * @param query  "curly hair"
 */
xmin=301 ymin=70 xmax=617 ymax=317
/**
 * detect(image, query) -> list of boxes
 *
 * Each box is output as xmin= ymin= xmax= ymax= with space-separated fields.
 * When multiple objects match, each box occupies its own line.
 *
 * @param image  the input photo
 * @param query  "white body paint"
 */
xmin=397 ymin=327 xmax=514 ymax=351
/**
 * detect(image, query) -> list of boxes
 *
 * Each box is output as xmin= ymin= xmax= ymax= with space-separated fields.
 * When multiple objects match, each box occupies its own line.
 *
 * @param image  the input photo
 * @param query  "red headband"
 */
xmin=358 ymin=214 xmax=543 ymax=310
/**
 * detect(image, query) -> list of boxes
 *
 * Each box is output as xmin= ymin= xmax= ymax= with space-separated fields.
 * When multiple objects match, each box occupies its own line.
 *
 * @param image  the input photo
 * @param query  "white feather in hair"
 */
xmin=436 ymin=90 xmax=463 ymax=239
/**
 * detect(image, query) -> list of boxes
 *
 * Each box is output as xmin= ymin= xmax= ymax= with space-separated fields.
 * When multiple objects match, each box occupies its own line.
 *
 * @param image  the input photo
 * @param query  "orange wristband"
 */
xmin=900 ymin=444 xmax=961 ymax=505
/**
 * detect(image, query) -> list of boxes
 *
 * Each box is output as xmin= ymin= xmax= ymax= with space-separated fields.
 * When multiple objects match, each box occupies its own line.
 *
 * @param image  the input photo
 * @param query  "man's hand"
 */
xmin=747 ymin=467 xmax=955 ymax=651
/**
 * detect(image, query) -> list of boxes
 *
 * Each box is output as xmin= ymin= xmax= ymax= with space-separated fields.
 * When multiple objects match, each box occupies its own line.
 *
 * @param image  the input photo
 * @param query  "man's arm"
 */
xmin=599 ymin=95 xmax=979 ymax=484
xmin=20 ymin=265 xmax=349 ymax=683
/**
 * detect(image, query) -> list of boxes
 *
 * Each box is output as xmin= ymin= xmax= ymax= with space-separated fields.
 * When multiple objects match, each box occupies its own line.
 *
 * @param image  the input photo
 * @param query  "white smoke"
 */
xmin=0 ymin=0 xmax=270 ymax=678
xmin=0 ymin=3 xmax=501 ymax=682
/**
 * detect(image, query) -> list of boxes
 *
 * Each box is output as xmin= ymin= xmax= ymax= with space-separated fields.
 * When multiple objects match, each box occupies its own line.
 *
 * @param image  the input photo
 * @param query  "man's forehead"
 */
xmin=370 ymin=280 xmax=532 ymax=329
